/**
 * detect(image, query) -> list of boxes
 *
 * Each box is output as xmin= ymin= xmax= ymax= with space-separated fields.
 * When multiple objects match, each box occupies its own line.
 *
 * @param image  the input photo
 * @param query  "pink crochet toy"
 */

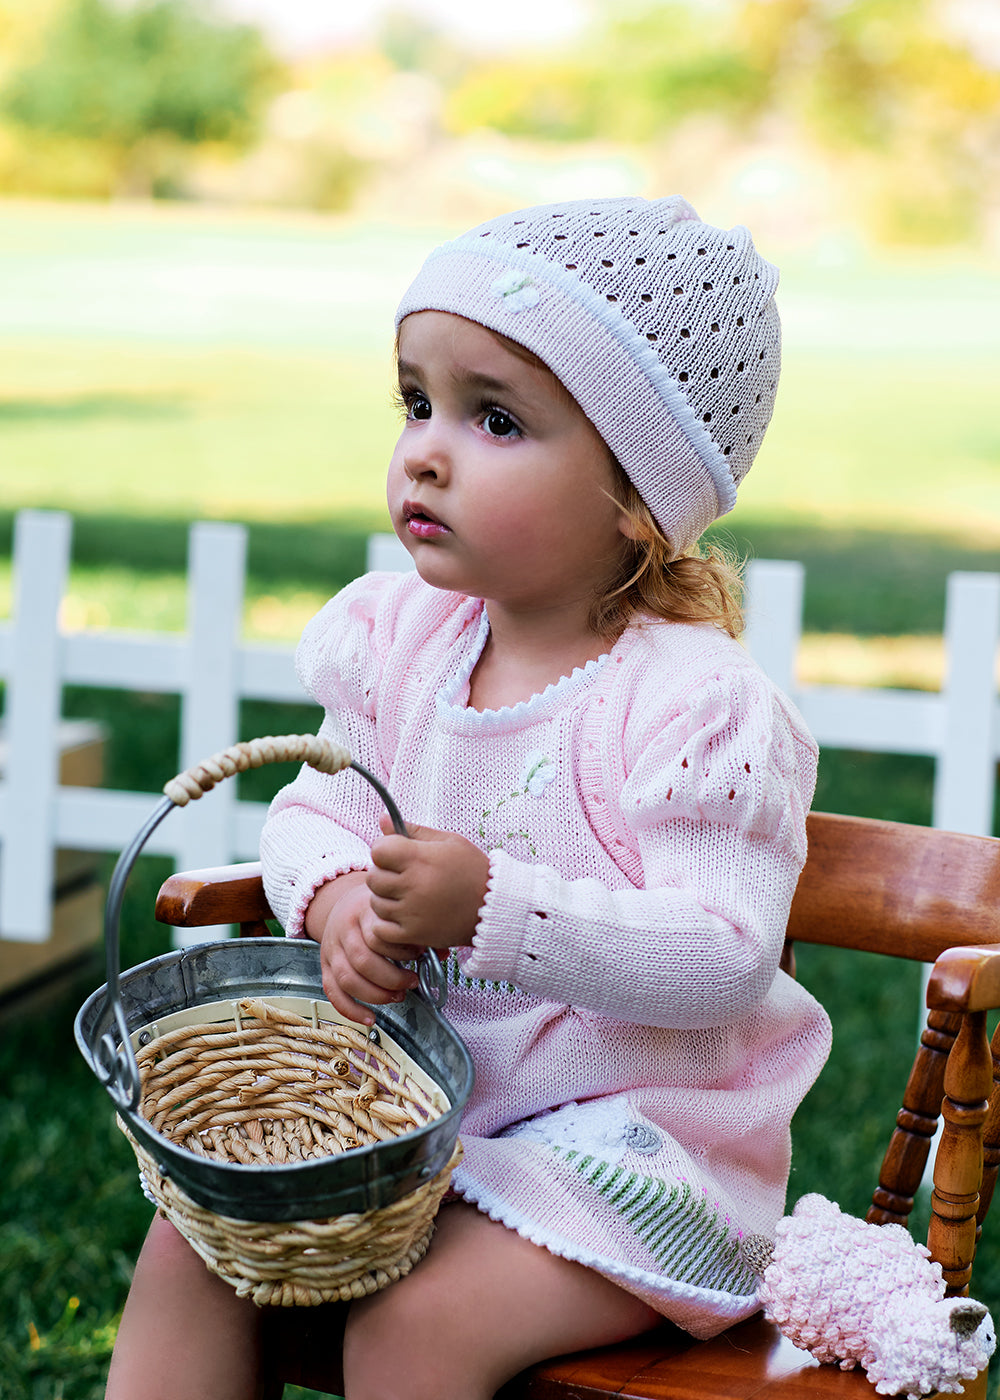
xmin=742 ymin=1194 xmax=995 ymax=1399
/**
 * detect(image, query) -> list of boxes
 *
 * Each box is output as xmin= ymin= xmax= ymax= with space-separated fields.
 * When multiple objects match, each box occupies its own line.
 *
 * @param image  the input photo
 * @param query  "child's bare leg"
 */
xmin=106 ymin=1213 xmax=264 ymax=1400
xmin=341 ymin=1202 xmax=661 ymax=1400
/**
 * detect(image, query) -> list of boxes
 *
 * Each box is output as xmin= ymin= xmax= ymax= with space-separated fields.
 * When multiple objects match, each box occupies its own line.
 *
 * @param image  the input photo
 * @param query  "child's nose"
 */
xmin=403 ymin=424 xmax=451 ymax=483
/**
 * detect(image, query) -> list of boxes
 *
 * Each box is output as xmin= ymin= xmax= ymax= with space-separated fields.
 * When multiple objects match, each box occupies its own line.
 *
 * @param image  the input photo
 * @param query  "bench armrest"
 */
xmin=155 ymin=862 xmax=273 ymax=930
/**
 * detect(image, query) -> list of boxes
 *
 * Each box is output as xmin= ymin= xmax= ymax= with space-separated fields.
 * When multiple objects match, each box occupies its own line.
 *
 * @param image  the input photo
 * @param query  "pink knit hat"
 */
xmin=395 ymin=196 xmax=781 ymax=553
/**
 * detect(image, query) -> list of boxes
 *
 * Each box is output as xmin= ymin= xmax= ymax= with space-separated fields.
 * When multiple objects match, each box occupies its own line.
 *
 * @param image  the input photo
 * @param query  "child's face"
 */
xmin=389 ymin=311 xmax=630 ymax=622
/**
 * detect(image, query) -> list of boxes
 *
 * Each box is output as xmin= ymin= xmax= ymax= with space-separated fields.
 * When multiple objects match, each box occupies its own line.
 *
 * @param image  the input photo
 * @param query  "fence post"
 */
xmin=743 ymin=559 xmax=805 ymax=696
xmin=366 ymin=532 xmax=412 ymax=573
xmin=933 ymin=571 xmax=1000 ymax=837
xmin=0 ymin=511 xmax=72 ymax=940
xmin=174 ymin=521 xmax=247 ymax=946
xmin=920 ymin=571 xmax=1000 ymax=1193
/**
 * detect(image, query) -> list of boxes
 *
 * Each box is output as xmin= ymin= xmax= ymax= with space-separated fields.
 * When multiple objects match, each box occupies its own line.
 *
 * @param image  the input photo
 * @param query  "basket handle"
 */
xmin=162 ymin=734 xmax=409 ymax=837
xmin=95 ymin=735 xmax=445 ymax=1113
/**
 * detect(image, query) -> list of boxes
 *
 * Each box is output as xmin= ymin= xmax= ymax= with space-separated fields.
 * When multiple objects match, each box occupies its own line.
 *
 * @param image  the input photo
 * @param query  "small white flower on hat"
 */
xmin=490 ymin=269 xmax=541 ymax=313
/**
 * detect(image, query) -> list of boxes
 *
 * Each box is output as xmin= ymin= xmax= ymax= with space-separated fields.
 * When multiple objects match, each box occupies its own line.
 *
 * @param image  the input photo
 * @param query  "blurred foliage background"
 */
xmin=0 ymin=0 xmax=996 ymax=242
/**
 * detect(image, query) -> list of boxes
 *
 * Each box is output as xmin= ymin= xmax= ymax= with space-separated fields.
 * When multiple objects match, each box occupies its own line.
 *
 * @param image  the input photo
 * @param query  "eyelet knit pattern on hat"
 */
xmin=395 ymin=196 xmax=781 ymax=553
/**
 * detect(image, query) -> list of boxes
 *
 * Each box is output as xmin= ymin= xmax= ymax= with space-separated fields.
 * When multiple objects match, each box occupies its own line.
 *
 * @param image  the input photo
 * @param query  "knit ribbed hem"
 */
xmin=281 ymin=858 xmax=369 ymax=938
xmin=464 ymin=849 xmax=550 ymax=985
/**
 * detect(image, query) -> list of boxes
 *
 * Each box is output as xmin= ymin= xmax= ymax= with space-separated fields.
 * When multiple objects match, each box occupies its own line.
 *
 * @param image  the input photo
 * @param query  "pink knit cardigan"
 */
xmin=261 ymin=571 xmax=831 ymax=1338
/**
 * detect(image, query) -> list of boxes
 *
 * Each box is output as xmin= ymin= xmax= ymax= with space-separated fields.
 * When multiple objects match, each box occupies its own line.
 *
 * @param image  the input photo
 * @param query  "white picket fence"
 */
xmin=0 ymin=507 xmax=998 ymax=946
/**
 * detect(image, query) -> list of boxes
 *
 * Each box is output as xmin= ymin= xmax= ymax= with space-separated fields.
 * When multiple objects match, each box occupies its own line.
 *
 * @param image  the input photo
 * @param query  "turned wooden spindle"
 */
xmin=975 ymin=1022 xmax=1000 ymax=1240
xmin=928 ymin=1009 xmax=993 ymax=1295
xmin=867 ymin=1007 xmax=963 ymax=1228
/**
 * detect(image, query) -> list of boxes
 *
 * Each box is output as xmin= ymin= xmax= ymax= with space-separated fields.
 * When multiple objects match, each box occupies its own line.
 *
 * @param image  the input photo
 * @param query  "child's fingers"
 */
xmin=320 ymin=968 xmax=378 ymax=1026
xmin=348 ymin=938 xmax=417 ymax=992
xmin=369 ymin=836 xmax=412 ymax=873
xmin=364 ymin=922 xmax=424 ymax=961
xmin=376 ymin=813 xmax=432 ymax=840
xmin=322 ymin=979 xmax=377 ymax=1027
xmin=319 ymin=917 xmax=418 ymax=1021
xmin=371 ymin=823 xmax=453 ymax=870
xmin=366 ymin=888 xmax=426 ymax=943
xmin=321 ymin=958 xmax=414 ymax=1026
xmin=366 ymin=863 xmax=404 ymax=900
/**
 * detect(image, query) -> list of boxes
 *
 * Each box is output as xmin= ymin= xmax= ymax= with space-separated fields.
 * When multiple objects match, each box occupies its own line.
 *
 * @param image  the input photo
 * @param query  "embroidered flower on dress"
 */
xmin=521 ymin=750 xmax=556 ymax=796
xmin=478 ymin=752 xmax=556 ymax=855
xmin=490 ymin=269 xmax=541 ymax=314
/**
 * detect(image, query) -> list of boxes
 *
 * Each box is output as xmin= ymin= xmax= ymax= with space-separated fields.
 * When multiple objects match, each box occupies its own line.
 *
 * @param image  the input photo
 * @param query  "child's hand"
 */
xmin=368 ymin=815 xmax=490 ymax=951
xmin=305 ymin=871 xmax=421 ymax=1026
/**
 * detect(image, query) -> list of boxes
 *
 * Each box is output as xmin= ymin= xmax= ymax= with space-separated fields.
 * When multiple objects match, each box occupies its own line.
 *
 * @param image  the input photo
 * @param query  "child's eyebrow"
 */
xmin=397 ymin=359 xmax=514 ymax=398
xmin=449 ymin=368 xmax=512 ymax=395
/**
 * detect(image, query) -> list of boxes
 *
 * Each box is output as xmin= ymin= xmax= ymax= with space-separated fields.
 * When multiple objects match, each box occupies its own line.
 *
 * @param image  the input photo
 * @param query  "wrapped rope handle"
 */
xmin=164 ymin=733 xmax=352 ymax=805
xmin=96 ymin=735 xmax=444 ymax=1114
xmin=161 ymin=734 xmax=409 ymax=837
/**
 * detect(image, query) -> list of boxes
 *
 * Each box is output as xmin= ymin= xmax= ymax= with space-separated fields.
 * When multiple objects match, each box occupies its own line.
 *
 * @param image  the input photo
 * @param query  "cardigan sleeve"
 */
xmin=464 ymin=667 xmax=817 ymax=1030
xmin=260 ymin=572 xmax=400 ymax=935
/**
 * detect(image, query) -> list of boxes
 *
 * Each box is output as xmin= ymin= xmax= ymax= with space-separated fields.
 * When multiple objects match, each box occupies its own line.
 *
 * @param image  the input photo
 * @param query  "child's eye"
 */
xmin=482 ymin=407 xmax=520 ymax=438
xmin=395 ymin=387 xmax=431 ymax=421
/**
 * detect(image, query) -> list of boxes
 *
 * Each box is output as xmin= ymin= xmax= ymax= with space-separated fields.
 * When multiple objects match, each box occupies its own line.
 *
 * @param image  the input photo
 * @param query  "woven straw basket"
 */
xmin=75 ymin=736 xmax=474 ymax=1307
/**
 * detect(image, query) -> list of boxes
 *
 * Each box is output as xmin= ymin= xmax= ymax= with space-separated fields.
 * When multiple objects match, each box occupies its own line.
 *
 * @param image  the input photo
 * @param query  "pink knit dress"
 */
xmin=260 ymin=571 xmax=831 ymax=1339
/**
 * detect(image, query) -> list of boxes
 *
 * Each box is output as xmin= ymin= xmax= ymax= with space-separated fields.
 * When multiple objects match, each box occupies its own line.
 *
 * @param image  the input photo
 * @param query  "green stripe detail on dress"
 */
xmin=443 ymin=952 xmax=518 ymax=996
xmin=559 ymin=1149 xmax=757 ymax=1295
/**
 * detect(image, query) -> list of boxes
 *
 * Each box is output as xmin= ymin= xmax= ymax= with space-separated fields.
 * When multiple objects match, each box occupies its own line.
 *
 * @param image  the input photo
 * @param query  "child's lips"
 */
xmin=403 ymin=501 xmax=450 ymax=538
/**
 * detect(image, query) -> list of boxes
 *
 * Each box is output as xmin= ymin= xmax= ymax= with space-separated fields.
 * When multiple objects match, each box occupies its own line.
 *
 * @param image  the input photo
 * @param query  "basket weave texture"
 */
xmin=123 ymin=997 xmax=461 ymax=1305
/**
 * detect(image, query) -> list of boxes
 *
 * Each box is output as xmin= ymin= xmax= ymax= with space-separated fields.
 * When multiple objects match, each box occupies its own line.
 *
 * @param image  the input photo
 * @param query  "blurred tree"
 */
xmin=0 ymin=0 xmax=64 ymax=75
xmin=443 ymin=0 xmax=1000 ymax=246
xmin=376 ymin=7 xmax=466 ymax=87
xmin=443 ymin=2 xmax=754 ymax=144
xmin=780 ymin=0 xmax=1000 ymax=243
xmin=379 ymin=9 xmax=443 ymax=75
xmin=0 ymin=0 xmax=281 ymax=196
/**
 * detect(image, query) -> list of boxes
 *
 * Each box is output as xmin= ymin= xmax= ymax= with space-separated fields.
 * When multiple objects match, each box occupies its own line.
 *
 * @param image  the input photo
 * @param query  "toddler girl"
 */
xmin=106 ymin=196 xmax=831 ymax=1400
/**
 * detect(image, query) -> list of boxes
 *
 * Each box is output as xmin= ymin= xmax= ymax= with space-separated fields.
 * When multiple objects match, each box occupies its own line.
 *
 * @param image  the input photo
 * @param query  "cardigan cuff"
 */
xmin=463 ymin=849 xmax=552 ymax=985
xmin=280 ymin=856 xmax=369 ymax=938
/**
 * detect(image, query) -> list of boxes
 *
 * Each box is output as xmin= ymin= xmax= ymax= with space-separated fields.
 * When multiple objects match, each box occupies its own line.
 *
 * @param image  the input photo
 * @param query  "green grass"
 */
xmin=4 ymin=341 xmax=999 ymax=538
xmin=735 ymin=352 xmax=1000 ymax=535
xmin=0 ymin=858 xmax=173 ymax=1399
xmin=0 ymin=339 xmax=398 ymax=527
xmin=1 ymin=202 xmax=999 ymax=1396
xmin=0 ymin=202 xmax=998 ymax=548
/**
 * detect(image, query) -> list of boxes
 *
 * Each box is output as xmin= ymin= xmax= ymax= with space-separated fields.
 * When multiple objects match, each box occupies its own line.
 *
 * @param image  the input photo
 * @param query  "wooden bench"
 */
xmin=156 ymin=811 xmax=1000 ymax=1399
